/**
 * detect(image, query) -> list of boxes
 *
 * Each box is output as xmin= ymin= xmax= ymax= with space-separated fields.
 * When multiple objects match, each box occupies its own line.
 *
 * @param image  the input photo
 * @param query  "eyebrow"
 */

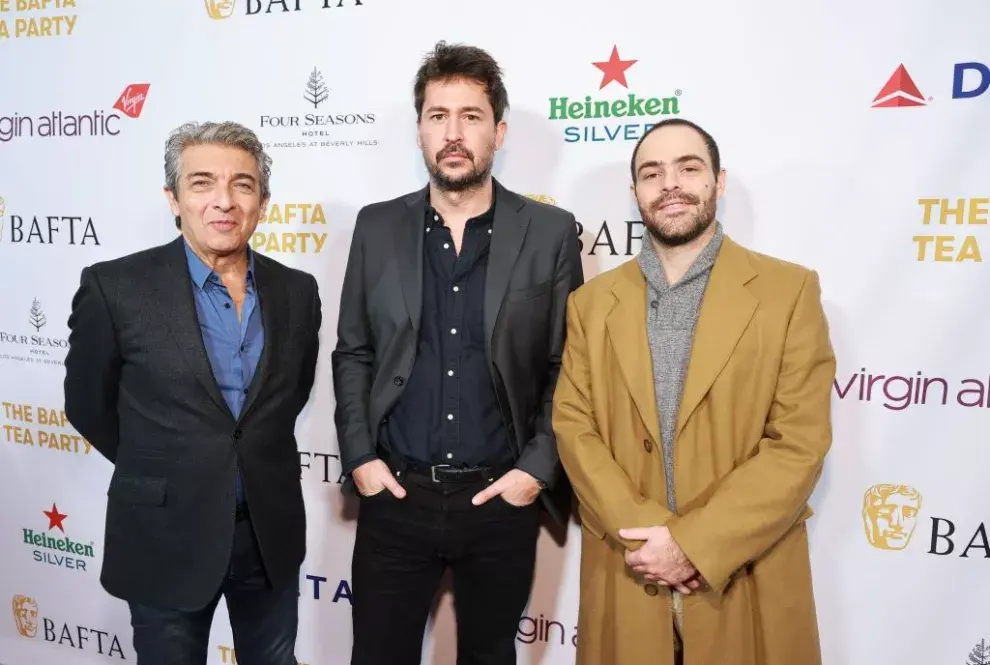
xmin=636 ymin=154 xmax=707 ymax=174
xmin=185 ymin=172 xmax=257 ymax=183
xmin=424 ymin=105 xmax=487 ymax=115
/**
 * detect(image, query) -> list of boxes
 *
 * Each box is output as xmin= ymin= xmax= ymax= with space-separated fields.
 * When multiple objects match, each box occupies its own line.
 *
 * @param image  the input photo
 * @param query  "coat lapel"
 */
xmin=674 ymin=237 xmax=758 ymax=440
xmin=605 ymin=262 xmax=661 ymax=446
xmin=156 ymin=237 xmax=232 ymax=419
xmin=237 ymin=253 xmax=280 ymax=423
xmin=396 ymin=187 xmax=427 ymax=333
xmin=484 ymin=181 xmax=530 ymax=361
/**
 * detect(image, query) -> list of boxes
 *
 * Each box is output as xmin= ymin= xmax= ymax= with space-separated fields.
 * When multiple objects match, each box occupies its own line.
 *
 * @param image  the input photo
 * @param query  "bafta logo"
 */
xmin=205 ymin=0 xmax=236 ymax=19
xmin=524 ymin=194 xmax=557 ymax=206
xmin=12 ymin=595 xmax=38 ymax=639
xmin=862 ymin=484 xmax=922 ymax=551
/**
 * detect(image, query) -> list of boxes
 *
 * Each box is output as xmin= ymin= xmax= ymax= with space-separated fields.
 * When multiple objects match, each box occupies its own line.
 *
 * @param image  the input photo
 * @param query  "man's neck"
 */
xmin=428 ymin=178 xmax=493 ymax=226
xmin=184 ymin=234 xmax=249 ymax=280
xmin=650 ymin=221 xmax=717 ymax=285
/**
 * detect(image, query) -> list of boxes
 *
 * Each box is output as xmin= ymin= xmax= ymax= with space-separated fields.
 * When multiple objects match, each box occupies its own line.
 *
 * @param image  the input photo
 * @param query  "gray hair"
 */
xmin=164 ymin=121 xmax=272 ymax=229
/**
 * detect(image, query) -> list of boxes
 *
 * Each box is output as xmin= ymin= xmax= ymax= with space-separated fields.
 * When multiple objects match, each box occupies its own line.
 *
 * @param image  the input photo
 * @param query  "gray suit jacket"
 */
xmin=331 ymin=179 xmax=583 ymax=524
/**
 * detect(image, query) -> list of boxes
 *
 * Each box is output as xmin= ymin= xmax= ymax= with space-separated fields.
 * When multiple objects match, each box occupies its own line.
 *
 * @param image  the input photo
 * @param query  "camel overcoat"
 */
xmin=552 ymin=236 xmax=835 ymax=665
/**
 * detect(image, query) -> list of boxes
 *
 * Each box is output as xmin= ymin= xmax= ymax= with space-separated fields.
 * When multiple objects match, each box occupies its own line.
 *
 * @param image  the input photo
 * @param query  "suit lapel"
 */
xmin=156 ymin=238 xmax=232 ymax=419
xmin=605 ymin=262 xmax=661 ymax=446
xmin=674 ymin=237 xmax=758 ymax=440
xmin=238 ymin=254 xmax=280 ymax=423
xmin=484 ymin=181 xmax=530 ymax=361
xmin=396 ymin=187 xmax=427 ymax=333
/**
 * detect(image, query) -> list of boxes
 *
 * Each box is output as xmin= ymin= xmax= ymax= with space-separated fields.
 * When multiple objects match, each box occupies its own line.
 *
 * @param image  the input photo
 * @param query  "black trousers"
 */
xmin=350 ymin=466 xmax=542 ymax=665
xmin=128 ymin=508 xmax=298 ymax=665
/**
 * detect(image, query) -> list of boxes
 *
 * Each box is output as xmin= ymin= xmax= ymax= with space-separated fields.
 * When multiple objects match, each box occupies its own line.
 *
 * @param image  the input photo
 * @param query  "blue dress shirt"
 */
xmin=183 ymin=240 xmax=264 ymax=505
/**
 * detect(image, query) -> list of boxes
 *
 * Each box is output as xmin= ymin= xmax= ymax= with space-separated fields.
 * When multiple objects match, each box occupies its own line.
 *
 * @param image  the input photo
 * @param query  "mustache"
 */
xmin=651 ymin=191 xmax=700 ymax=211
xmin=437 ymin=144 xmax=474 ymax=162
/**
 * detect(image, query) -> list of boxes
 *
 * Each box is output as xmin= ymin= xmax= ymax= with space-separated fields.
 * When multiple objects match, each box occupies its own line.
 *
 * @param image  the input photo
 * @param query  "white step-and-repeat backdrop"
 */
xmin=2 ymin=0 xmax=989 ymax=663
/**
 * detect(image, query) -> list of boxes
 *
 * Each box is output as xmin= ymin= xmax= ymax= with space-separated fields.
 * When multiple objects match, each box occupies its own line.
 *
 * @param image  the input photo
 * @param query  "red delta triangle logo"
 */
xmin=872 ymin=65 xmax=928 ymax=108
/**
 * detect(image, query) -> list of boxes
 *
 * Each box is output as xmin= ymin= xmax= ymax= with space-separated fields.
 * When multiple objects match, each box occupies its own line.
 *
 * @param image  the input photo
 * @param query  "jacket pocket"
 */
xmin=505 ymin=279 xmax=552 ymax=302
xmin=107 ymin=474 xmax=167 ymax=506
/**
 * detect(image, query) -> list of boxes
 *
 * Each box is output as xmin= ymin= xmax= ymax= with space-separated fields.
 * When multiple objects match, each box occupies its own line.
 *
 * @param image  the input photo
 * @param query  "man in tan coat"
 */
xmin=552 ymin=118 xmax=835 ymax=665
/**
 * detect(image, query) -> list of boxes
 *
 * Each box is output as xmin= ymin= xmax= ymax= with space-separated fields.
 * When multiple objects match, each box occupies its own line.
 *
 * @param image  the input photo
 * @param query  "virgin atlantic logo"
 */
xmin=112 ymin=84 xmax=151 ymax=119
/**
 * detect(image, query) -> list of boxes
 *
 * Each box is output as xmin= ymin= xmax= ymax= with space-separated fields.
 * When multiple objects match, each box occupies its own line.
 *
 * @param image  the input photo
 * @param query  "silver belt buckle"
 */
xmin=431 ymin=464 xmax=452 ymax=483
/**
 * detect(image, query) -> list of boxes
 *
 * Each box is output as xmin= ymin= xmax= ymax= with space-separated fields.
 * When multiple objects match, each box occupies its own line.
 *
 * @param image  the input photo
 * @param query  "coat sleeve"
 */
xmin=515 ymin=217 xmax=584 ymax=488
xmin=63 ymin=266 xmax=122 ymax=463
xmin=330 ymin=208 xmax=378 ymax=474
xmin=552 ymin=291 xmax=675 ymax=543
xmin=666 ymin=269 xmax=836 ymax=596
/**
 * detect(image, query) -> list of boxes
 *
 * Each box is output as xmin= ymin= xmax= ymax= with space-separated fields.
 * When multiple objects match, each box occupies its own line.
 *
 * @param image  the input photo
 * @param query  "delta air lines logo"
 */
xmin=872 ymin=64 xmax=929 ymax=107
xmin=550 ymin=45 xmax=682 ymax=144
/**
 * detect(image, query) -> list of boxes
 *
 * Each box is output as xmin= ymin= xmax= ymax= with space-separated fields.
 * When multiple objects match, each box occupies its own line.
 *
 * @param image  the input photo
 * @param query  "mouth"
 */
xmin=210 ymin=220 xmax=238 ymax=232
xmin=659 ymin=199 xmax=693 ymax=212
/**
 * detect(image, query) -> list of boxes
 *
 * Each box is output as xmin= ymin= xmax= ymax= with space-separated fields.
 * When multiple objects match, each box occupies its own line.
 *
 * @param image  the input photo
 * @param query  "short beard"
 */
xmin=425 ymin=143 xmax=494 ymax=193
xmin=641 ymin=189 xmax=717 ymax=247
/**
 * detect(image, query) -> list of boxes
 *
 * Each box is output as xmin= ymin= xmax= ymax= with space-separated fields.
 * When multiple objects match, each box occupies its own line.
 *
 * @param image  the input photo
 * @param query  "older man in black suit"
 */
xmin=64 ymin=120 xmax=321 ymax=665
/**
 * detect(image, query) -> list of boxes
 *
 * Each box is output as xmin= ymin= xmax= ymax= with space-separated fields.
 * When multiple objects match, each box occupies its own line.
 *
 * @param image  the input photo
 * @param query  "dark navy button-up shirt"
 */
xmin=379 ymin=199 xmax=514 ymax=471
xmin=183 ymin=240 xmax=264 ymax=505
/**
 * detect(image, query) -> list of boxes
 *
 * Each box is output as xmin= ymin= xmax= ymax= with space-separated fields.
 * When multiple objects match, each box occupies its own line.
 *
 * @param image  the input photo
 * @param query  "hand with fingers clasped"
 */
xmin=618 ymin=526 xmax=707 ymax=594
xmin=471 ymin=469 xmax=543 ymax=507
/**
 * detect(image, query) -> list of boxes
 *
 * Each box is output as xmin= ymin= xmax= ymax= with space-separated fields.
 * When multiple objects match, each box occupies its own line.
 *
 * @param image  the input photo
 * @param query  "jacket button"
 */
xmin=643 ymin=439 xmax=653 ymax=453
xmin=393 ymin=376 xmax=404 ymax=386
xmin=233 ymin=429 xmax=243 ymax=440
xmin=644 ymin=583 xmax=659 ymax=596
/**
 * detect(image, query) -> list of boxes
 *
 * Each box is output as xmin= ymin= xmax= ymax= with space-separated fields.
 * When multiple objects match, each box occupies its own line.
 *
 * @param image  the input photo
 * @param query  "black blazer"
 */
xmin=64 ymin=236 xmax=321 ymax=611
xmin=331 ymin=180 xmax=584 ymax=524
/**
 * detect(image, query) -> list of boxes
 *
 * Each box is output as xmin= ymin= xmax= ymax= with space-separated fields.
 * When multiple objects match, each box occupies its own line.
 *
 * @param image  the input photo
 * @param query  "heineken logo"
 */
xmin=21 ymin=503 xmax=96 ymax=573
xmin=552 ymin=45 xmax=683 ymax=144
xmin=549 ymin=93 xmax=680 ymax=121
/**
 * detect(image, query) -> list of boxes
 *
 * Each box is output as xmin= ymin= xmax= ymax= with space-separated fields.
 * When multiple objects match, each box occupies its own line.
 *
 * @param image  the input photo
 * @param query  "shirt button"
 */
xmin=644 ymin=439 xmax=653 ymax=453
xmin=447 ymin=370 xmax=454 ymax=377
xmin=443 ymin=243 xmax=450 ymax=249
xmin=393 ymin=376 xmax=404 ymax=386
xmin=434 ymin=214 xmax=439 ymax=222
xmin=447 ymin=413 xmax=454 ymax=421
xmin=450 ymin=328 xmax=457 ymax=335
xmin=487 ymin=229 xmax=492 ymax=235
xmin=224 ymin=303 xmax=232 ymax=309
xmin=446 ymin=453 xmax=453 ymax=459
xmin=243 ymin=389 xmax=249 ymax=395
xmin=644 ymin=584 xmax=659 ymax=596
xmin=452 ymin=286 xmax=459 ymax=292
xmin=650 ymin=300 xmax=659 ymax=309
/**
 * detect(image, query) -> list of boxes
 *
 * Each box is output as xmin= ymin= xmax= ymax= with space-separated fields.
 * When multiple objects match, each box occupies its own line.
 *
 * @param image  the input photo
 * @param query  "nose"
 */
xmin=444 ymin=117 xmax=464 ymax=144
xmin=212 ymin=185 xmax=235 ymax=212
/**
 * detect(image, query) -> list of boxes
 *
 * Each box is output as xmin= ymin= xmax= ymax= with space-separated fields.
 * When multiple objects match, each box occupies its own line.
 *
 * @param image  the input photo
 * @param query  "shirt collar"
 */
xmin=182 ymin=238 xmax=255 ymax=290
xmin=424 ymin=195 xmax=496 ymax=230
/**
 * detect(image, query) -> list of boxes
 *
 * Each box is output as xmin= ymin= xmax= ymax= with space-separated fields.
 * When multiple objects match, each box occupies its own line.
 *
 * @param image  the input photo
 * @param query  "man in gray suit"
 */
xmin=332 ymin=41 xmax=584 ymax=665
xmin=64 ymin=121 xmax=321 ymax=665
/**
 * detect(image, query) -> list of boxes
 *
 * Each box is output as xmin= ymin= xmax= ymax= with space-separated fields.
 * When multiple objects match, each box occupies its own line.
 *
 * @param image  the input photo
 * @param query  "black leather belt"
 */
xmin=404 ymin=463 xmax=508 ymax=484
